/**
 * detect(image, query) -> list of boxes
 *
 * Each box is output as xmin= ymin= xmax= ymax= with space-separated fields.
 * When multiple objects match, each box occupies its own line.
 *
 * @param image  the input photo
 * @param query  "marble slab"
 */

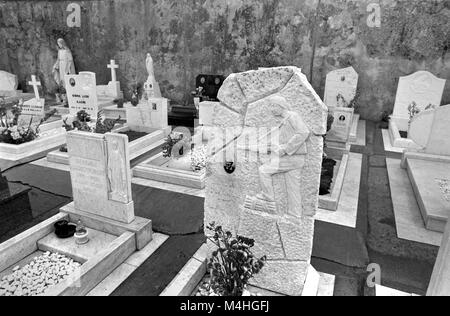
xmin=87 ymin=233 xmax=169 ymax=296
xmin=38 ymin=228 xmax=117 ymax=262
xmin=350 ymin=116 xmax=366 ymax=146
xmin=133 ymin=153 xmax=206 ymax=190
xmin=386 ymin=158 xmax=442 ymax=246
xmin=405 ymin=158 xmax=450 ymax=233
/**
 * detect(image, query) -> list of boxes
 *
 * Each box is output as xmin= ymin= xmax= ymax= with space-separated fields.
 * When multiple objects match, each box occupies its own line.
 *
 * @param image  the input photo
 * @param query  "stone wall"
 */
xmin=0 ymin=0 xmax=449 ymax=121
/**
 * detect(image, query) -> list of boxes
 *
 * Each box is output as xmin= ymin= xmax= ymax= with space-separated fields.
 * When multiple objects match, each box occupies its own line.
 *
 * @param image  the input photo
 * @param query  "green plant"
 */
xmin=206 ymin=222 xmax=267 ymax=297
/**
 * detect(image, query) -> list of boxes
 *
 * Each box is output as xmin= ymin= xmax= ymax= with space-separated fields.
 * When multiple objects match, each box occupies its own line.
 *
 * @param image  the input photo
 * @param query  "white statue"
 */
xmin=142 ymin=53 xmax=161 ymax=100
xmin=241 ymin=96 xmax=311 ymax=215
xmin=52 ymin=38 xmax=76 ymax=102
xmin=146 ymin=53 xmax=156 ymax=83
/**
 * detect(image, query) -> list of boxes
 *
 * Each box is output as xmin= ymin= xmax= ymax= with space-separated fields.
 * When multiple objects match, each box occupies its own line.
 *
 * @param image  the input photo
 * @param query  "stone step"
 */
xmin=405 ymin=158 xmax=450 ymax=233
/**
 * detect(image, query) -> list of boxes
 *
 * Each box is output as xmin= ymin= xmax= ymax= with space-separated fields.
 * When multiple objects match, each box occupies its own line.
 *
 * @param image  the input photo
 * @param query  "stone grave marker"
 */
xmin=409 ymin=104 xmax=450 ymax=156
xmin=402 ymin=104 xmax=450 ymax=233
xmin=324 ymin=67 xmax=358 ymax=108
xmin=66 ymin=72 xmax=98 ymax=117
xmin=21 ymin=75 xmax=45 ymax=117
xmin=67 ymin=131 xmax=134 ymax=224
xmin=98 ymin=60 xmax=122 ymax=99
xmin=199 ymin=101 xmax=216 ymax=126
xmin=126 ymin=98 xmax=168 ymax=133
xmin=392 ymin=71 xmax=446 ymax=130
xmin=195 ymin=74 xmax=225 ymax=102
xmin=326 ymin=106 xmax=354 ymax=143
xmin=0 ymin=70 xmax=18 ymax=97
xmin=205 ymin=67 xmax=327 ymax=296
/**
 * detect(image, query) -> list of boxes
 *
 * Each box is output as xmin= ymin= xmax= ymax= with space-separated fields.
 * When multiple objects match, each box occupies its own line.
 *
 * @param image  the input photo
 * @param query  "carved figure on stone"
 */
xmin=241 ymin=96 xmax=311 ymax=215
xmin=107 ymin=137 xmax=128 ymax=203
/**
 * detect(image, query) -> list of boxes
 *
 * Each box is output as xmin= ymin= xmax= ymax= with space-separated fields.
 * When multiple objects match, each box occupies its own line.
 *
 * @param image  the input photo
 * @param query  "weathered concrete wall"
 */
xmin=0 ymin=0 xmax=449 ymax=121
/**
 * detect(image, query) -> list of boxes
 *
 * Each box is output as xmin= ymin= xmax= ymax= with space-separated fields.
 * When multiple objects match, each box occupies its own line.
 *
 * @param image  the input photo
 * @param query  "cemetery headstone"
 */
xmin=0 ymin=70 xmax=18 ymax=96
xmin=326 ymin=107 xmax=354 ymax=143
xmin=205 ymin=67 xmax=327 ymax=296
xmin=199 ymin=101 xmax=217 ymax=126
xmin=324 ymin=67 xmax=358 ymax=108
xmin=409 ymin=104 xmax=450 ymax=156
xmin=67 ymin=131 xmax=134 ymax=224
xmin=66 ymin=72 xmax=98 ymax=117
xmin=21 ymin=75 xmax=45 ymax=117
xmin=196 ymin=74 xmax=225 ymax=102
xmin=126 ymin=98 xmax=168 ymax=133
xmin=392 ymin=71 xmax=446 ymax=127
xmin=98 ymin=60 xmax=122 ymax=99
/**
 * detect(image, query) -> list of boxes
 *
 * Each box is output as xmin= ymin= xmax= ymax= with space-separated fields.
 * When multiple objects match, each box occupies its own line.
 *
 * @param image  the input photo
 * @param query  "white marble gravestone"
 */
xmin=408 ymin=104 xmax=450 ymax=157
xmin=0 ymin=70 xmax=18 ymax=96
xmin=392 ymin=71 xmax=446 ymax=132
xmin=21 ymin=75 xmax=45 ymax=117
xmin=205 ymin=67 xmax=327 ymax=296
xmin=126 ymin=98 xmax=168 ymax=133
xmin=97 ymin=60 xmax=122 ymax=99
xmin=401 ymin=105 xmax=450 ymax=233
xmin=67 ymin=131 xmax=134 ymax=224
xmin=324 ymin=67 xmax=358 ymax=108
xmin=66 ymin=72 xmax=99 ymax=117
xmin=326 ymin=107 xmax=354 ymax=144
xmin=199 ymin=101 xmax=216 ymax=126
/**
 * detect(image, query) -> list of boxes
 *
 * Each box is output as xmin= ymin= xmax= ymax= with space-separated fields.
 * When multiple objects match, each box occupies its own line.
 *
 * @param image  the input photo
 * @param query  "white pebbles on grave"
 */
xmin=0 ymin=251 xmax=81 ymax=296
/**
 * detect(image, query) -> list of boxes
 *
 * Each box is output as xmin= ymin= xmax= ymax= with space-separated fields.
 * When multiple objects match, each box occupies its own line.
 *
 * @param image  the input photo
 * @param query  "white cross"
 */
xmin=107 ymin=60 xmax=119 ymax=83
xmin=28 ymin=75 xmax=41 ymax=100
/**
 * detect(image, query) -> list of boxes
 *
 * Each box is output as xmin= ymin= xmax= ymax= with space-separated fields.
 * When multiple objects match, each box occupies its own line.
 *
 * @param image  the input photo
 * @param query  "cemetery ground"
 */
xmin=0 ymin=121 xmax=438 ymax=296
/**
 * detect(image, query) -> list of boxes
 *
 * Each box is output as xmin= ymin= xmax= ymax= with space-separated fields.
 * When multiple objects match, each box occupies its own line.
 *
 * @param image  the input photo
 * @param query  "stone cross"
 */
xmin=28 ymin=75 xmax=42 ymax=103
xmin=107 ymin=60 xmax=119 ymax=83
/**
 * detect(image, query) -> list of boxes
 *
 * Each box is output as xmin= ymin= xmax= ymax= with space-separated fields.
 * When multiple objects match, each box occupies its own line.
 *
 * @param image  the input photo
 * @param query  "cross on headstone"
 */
xmin=107 ymin=60 xmax=119 ymax=83
xmin=28 ymin=75 xmax=41 ymax=102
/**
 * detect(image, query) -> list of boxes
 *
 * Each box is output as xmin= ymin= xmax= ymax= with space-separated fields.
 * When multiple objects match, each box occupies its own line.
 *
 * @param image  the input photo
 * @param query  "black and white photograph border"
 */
xmin=0 ymin=0 xmax=449 ymax=299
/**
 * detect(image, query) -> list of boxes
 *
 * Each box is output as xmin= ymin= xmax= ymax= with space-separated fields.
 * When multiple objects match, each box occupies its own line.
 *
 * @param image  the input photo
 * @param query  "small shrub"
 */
xmin=206 ymin=222 xmax=267 ymax=297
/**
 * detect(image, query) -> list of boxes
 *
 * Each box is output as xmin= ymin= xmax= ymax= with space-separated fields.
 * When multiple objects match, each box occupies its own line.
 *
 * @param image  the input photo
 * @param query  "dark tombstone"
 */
xmin=195 ymin=74 xmax=225 ymax=102
xmin=169 ymin=74 xmax=225 ymax=128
